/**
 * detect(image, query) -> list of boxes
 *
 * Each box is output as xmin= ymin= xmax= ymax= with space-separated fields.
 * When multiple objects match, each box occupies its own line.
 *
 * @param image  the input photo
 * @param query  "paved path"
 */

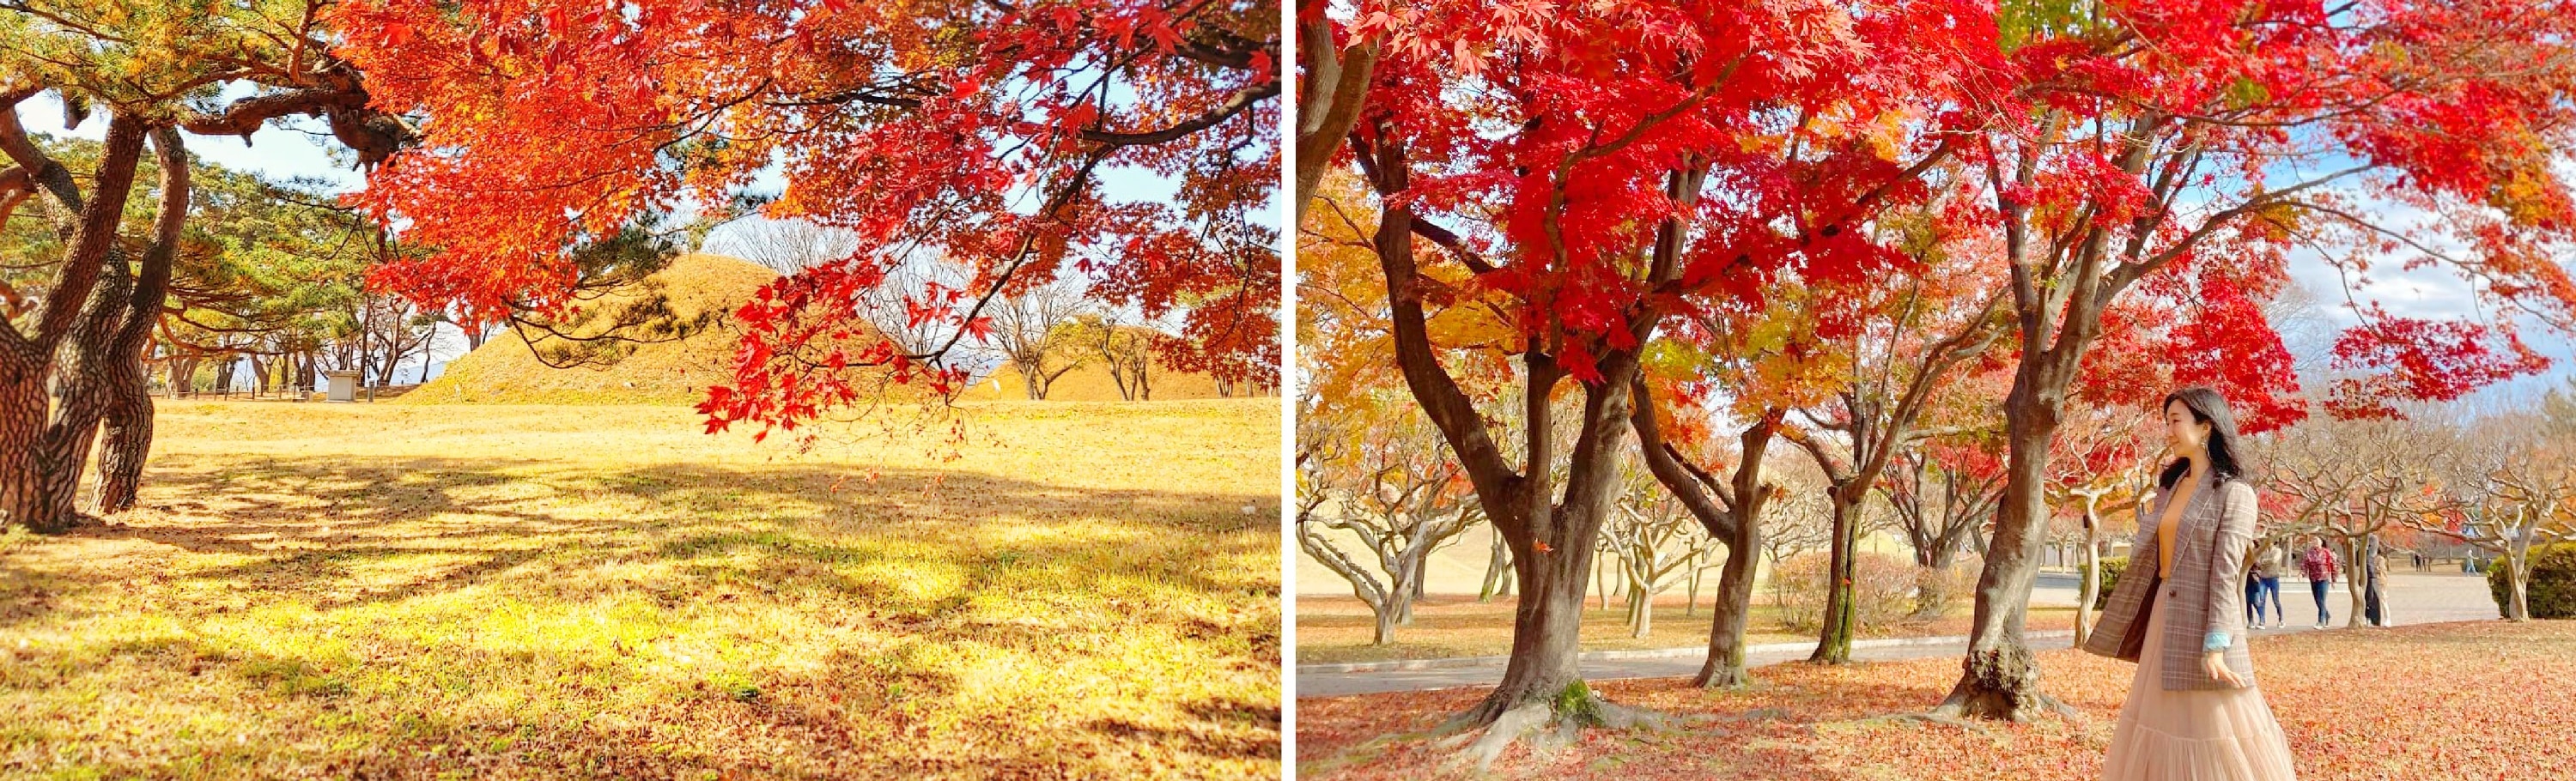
xmin=1296 ymin=570 xmax=2501 ymax=698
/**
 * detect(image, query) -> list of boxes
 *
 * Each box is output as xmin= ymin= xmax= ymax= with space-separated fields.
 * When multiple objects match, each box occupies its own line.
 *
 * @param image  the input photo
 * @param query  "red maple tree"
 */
xmin=1325 ymin=0 xmax=2001 ymax=754
xmin=331 ymin=0 xmax=1280 ymax=437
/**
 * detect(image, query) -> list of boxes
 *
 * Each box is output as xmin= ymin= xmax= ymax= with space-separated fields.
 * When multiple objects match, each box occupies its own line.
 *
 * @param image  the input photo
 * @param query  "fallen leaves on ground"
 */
xmin=1298 ymin=620 xmax=2576 ymax=780
xmin=1296 ymin=595 xmax=2083 ymax=665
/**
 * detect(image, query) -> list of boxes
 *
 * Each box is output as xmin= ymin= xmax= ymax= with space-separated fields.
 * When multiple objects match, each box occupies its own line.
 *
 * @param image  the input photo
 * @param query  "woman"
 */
xmin=2251 ymin=542 xmax=2286 ymax=629
xmin=2081 ymin=387 xmax=2298 ymax=780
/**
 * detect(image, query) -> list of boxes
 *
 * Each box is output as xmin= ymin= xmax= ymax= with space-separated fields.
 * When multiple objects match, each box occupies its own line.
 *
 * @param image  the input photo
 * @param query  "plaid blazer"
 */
xmin=2078 ymin=466 xmax=2259 ymax=691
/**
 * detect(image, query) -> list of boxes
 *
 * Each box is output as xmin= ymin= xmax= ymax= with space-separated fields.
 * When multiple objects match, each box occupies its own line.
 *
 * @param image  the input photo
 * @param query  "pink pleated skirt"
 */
xmin=2100 ymin=595 xmax=2300 ymax=780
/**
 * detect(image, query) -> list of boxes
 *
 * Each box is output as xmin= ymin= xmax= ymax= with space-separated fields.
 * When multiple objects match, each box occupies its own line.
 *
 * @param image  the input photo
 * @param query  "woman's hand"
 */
xmin=2203 ymin=651 xmax=2245 ymax=687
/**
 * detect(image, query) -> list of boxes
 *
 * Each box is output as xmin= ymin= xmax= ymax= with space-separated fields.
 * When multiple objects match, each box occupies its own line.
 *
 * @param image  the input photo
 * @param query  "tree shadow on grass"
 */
xmin=3 ymin=452 xmax=1280 ymax=778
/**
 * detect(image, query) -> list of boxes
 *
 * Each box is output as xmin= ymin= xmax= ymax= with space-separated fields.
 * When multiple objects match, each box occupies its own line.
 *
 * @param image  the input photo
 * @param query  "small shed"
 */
xmin=324 ymin=371 xmax=363 ymax=402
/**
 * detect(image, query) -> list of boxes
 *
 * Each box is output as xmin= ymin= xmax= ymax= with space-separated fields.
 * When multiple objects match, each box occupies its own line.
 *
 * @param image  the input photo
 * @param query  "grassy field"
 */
xmin=0 ymin=398 xmax=1279 ymax=779
xmin=1296 ymin=596 xmax=2081 ymax=665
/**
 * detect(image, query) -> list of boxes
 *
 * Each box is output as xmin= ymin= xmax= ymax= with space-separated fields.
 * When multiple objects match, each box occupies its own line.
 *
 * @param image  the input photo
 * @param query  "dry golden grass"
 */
xmin=1295 ymin=596 xmax=2081 ymax=665
xmin=951 ymin=358 xmax=1252 ymax=403
xmin=0 ymin=398 xmax=1280 ymax=779
xmin=403 ymin=254 xmax=776 ymax=406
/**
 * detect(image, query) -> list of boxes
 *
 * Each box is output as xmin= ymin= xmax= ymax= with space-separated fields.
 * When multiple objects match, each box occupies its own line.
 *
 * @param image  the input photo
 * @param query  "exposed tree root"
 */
xmin=1431 ymin=681 xmax=1675 ymax=772
xmin=1930 ymin=683 xmax=2080 ymax=723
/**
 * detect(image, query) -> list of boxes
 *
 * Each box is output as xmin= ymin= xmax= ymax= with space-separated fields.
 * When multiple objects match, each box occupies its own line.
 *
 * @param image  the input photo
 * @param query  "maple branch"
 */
xmin=1629 ymin=375 xmax=1743 ymax=540
xmin=2100 ymin=164 xmax=2374 ymax=298
xmin=1363 ymin=124 xmax=1524 ymax=518
xmin=1408 ymin=217 xmax=1497 ymax=275
xmin=1294 ymin=5 xmax=1378 ymax=224
xmin=775 ymin=77 xmax=1275 ymax=148
xmin=1078 ymin=79 xmax=1279 ymax=146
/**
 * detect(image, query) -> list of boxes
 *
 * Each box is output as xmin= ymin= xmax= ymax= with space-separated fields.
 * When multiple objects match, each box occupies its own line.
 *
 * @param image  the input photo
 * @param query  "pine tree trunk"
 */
xmin=85 ymin=127 xmax=184 ymax=514
xmin=37 ymin=346 xmax=111 ymax=525
xmin=0 ymin=360 xmax=57 ymax=532
xmin=93 ymin=373 xmax=152 ymax=514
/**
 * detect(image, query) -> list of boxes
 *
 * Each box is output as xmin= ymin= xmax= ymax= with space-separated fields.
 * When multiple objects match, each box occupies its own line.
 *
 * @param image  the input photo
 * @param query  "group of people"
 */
xmin=2244 ymin=536 xmax=2389 ymax=630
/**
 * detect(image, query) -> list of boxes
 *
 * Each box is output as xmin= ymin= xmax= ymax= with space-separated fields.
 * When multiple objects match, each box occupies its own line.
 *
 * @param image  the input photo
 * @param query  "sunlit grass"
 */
xmin=1 ymin=398 xmax=1280 ymax=779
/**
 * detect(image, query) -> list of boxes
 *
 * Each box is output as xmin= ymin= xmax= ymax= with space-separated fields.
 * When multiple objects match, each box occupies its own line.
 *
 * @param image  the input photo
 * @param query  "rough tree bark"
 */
xmin=41 ymin=128 xmax=185 ymax=521
xmin=93 ymin=129 xmax=188 ymax=513
xmin=0 ymin=106 xmax=149 ymax=533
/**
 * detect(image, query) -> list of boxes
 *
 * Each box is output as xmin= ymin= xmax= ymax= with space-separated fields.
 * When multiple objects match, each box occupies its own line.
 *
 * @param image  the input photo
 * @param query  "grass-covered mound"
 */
xmin=405 ymin=252 xmax=1269 ymax=406
xmin=400 ymin=254 xmax=773 ymax=405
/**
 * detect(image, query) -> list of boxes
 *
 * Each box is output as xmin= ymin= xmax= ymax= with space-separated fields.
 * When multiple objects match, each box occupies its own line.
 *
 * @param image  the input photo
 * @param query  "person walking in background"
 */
xmin=2301 ymin=536 xmax=2340 ymax=629
xmin=2363 ymin=536 xmax=2388 ymax=627
xmin=2252 ymin=542 xmax=2287 ymax=629
xmin=2245 ymin=560 xmax=2265 ymax=627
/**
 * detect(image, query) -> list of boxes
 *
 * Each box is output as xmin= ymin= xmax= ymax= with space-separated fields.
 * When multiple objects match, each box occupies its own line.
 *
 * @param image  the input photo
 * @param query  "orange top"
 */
xmin=2156 ymin=473 xmax=2200 ymax=578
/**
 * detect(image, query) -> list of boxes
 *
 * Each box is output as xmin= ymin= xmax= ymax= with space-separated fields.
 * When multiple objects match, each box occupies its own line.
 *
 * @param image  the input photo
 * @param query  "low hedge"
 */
xmin=2092 ymin=556 xmax=2130 ymax=610
xmin=2486 ymin=542 xmax=2576 ymax=619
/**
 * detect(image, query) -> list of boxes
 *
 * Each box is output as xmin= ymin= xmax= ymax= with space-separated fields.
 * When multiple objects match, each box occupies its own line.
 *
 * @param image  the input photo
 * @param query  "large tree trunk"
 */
xmin=0 ymin=114 xmax=150 ymax=534
xmin=1454 ymin=535 xmax=1595 ymax=728
xmin=0 ymin=360 xmax=53 ymax=531
xmin=36 ymin=278 xmax=125 ymax=525
xmin=1448 ymin=372 xmax=1637 ymax=735
xmin=1698 ymin=536 xmax=1762 ymax=687
xmin=58 ymin=127 xmax=185 ymax=518
xmin=1936 ymin=378 xmax=2075 ymax=721
xmin=93 ymin=372 xmax=153 ymax=513
xmin=1811 ymin=494 xmax=1862 ymax=663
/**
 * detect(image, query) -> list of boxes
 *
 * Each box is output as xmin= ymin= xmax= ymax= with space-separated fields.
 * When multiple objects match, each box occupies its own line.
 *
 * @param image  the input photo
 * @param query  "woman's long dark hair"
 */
xmin=2158 ymin=386 xmax=2245 ymax=490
